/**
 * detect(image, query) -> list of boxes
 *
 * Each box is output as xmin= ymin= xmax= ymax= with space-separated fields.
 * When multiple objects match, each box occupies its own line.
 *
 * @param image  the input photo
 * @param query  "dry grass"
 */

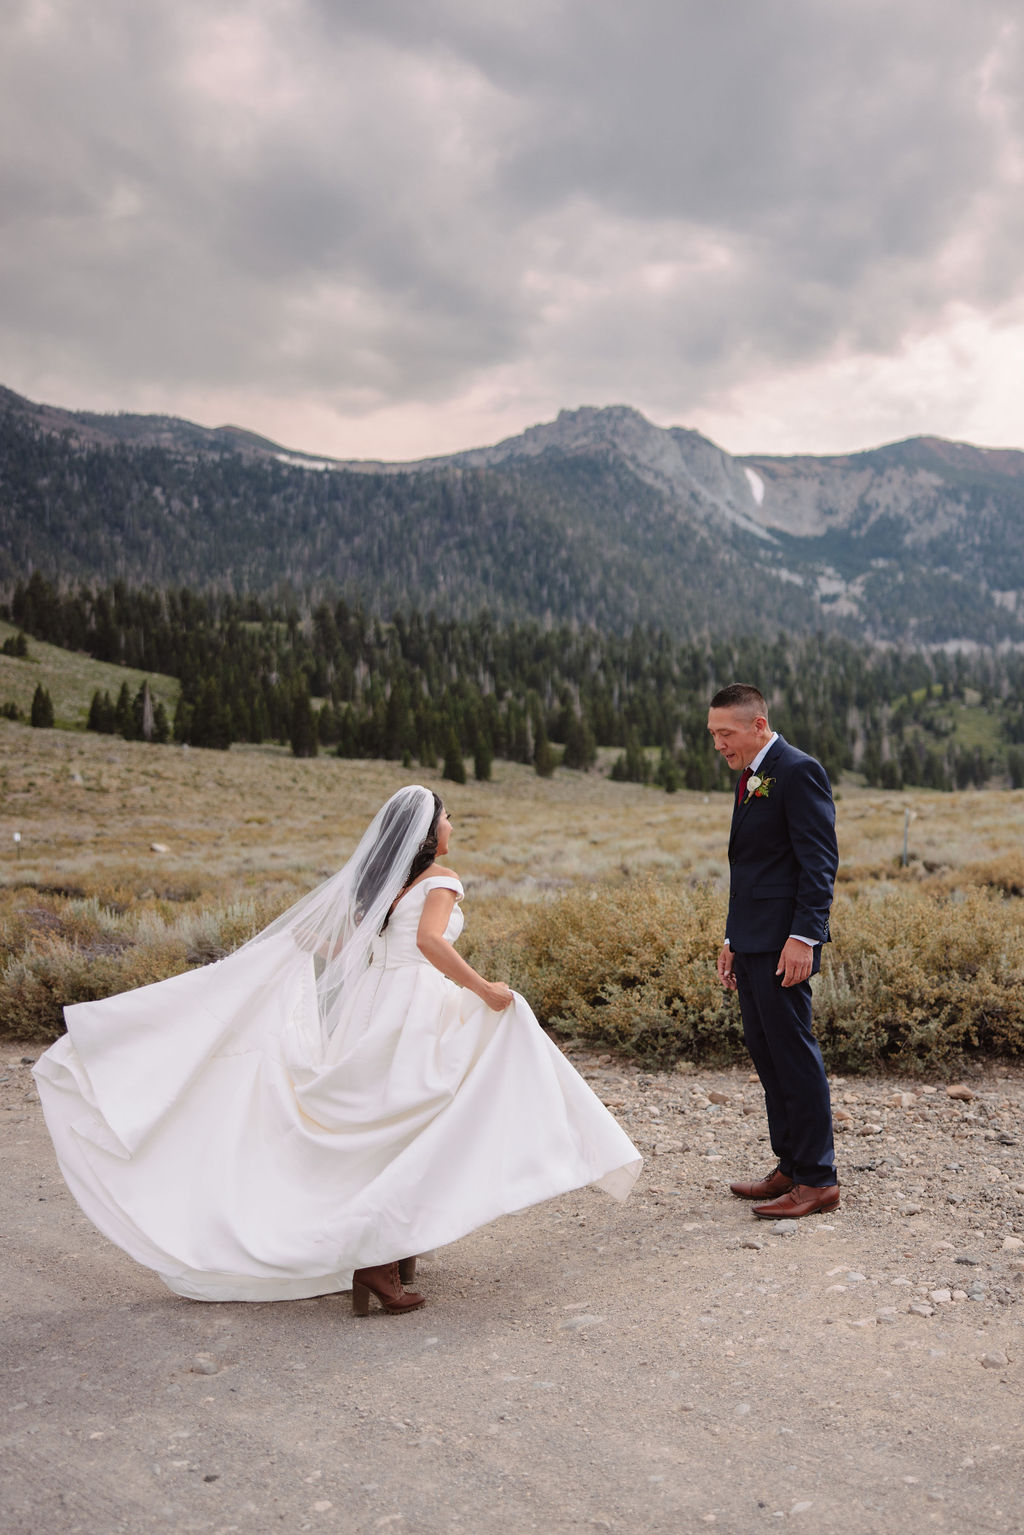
xmin=5 ymin=723 xmax=1024 ymax=1066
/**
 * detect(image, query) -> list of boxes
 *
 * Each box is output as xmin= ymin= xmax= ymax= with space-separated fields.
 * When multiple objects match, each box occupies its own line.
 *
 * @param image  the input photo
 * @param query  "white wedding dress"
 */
xmin=34 ymin=876 xmax=641 ymax=1302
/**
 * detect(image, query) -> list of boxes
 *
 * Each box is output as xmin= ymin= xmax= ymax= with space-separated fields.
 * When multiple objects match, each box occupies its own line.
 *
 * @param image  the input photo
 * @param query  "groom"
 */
xmin=708 ymin=684 xmax=840 ymax=1218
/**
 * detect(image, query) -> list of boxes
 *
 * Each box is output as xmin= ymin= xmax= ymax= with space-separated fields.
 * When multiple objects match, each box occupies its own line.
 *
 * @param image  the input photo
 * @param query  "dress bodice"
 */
xmin=368 ymin=875 xmax=464 ymax=969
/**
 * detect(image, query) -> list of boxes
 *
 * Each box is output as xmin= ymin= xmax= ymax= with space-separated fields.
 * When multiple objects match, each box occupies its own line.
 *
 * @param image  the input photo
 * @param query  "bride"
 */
xmin=35 ymin=785 xmax=641 ymax=1314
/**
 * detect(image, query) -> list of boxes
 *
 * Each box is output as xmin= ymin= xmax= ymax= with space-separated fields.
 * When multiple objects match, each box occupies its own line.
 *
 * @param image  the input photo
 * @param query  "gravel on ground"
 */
xmin=2 ymin=1041 xmax=1022 ymax=1534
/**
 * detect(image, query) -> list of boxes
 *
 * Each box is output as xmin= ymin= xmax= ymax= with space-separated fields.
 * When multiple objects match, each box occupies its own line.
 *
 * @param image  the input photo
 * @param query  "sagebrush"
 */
xmin=9 ymin=874 xmax=1024 ymax=1075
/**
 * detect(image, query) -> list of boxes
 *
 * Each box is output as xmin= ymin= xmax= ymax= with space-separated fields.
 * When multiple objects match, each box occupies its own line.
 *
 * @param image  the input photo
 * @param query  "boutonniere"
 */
xmin=744 ymin=773 xmax=775 ymax=803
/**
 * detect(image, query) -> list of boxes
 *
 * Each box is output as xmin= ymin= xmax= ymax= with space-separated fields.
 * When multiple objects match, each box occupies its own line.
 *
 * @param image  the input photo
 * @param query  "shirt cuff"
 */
xmin=789 ymin=934 xmax=815 ymax=948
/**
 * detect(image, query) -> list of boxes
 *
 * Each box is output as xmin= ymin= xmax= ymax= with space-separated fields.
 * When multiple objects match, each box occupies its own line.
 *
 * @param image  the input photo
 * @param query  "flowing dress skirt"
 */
xmin=34 ymin=888 xmax=641 ymax=1302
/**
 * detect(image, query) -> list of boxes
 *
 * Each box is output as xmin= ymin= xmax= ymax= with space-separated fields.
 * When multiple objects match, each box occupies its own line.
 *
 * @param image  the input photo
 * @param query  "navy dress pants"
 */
xmin=732 ymin=950 xmax=836 ymax=1188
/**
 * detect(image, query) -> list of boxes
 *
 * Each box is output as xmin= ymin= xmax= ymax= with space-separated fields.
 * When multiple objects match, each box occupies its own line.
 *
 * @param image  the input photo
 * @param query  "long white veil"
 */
xmin=243 ymin=784 xmax=441 ymax=1036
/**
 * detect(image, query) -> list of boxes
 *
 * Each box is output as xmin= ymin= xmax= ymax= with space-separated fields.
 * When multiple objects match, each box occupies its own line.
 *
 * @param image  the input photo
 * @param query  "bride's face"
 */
xmin=435 ymin=808 xmax=453 ymax=856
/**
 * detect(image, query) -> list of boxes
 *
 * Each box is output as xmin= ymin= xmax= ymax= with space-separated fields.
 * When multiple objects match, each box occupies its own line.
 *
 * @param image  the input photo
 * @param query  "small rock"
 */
xmin=900 ymin=1203 xmax=923 ymax=1216
xmin=772 ymin=1220 xmax=798 ymax=1236
xmin=1001 ymin=1236 xmax=1024 ymax=1253
xmin=979 ymin=1351 xmax=1009 ymax=1369
xmin=876 ymin=1308 xmax=898 ymax=1325
xmin=190 ymin=1356 xmax=218 ymax=1375
xmin=857 ymin=1123 xmax=883 ymax=1136
xmin=908 ymin=1302 xmax=934 ymax=1318
xmin=707 ymin=1091 xmax=731 ymax=1105
xmin=844 ymin=1272 xmax=867 ymax=1284
xmin=734 ymin=1402 xmax=752 ymax=1416
xmin=558 ymin=1314 xmax=604 ymax=1331
xmin=833 ymin=1108 xmax=852 ymax=1122
xmin=955 ymin=1254 xmax=985 ymax=1266
xmin=790 ymin=1503 xmax=813 ymax=1516
xmin=739 ymin=1239 xmax=764 ymax=1251
xmin=890 ymin=1092 xmax=917 ymax=1108
xmin=928 ymin=1289 xmax=952 ymax=1305
xmin=951 ymin=1290 xmax=968 ymax=1301
xmin=150 ymin=842 xmax=170 ymax=854
xmin=946 ymin=1084 xmax=974 ymax=1101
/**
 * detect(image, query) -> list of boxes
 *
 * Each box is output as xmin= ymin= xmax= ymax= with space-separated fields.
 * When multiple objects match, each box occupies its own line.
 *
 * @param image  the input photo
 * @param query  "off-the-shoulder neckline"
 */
xmin=389 ymin=872 xmax=463 ymax=915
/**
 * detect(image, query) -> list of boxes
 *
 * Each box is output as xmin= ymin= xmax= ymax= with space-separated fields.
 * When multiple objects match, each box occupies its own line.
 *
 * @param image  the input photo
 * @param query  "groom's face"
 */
xmin=707 ymin=706 xmax=769 ymax=771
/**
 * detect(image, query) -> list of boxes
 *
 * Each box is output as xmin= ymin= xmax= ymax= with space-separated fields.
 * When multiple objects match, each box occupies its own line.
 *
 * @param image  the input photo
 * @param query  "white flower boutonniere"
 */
xmin=744 ymin=773 xmax=774 ymax=803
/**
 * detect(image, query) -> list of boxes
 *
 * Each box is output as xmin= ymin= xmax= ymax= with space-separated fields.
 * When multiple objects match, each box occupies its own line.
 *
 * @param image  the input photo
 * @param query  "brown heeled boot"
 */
xmin=351 ymin=1261 xmax=425 ymax=1315
xmin=398 ymin=1256 xmax=417 ymax=1285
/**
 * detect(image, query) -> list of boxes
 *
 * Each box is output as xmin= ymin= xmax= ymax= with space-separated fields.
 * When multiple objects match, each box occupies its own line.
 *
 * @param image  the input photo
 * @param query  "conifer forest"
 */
xmin=5 ymin=571 xmax=1022 ymax=792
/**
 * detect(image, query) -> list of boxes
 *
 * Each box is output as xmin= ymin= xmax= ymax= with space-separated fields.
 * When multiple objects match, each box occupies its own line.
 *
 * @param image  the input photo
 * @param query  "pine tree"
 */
xmin=30 ymin=684 xmax=55 ymax=728
xmin=289 ymin=686 xmax=319 ymax=758
xmin=442 ymin=726 xmax=466 ymax=784
xmin=562 ymin=713 xmax=597 ymax=770
xmin=190 ymin=678 xmax=234 ymax=750
xmin=473 ymin=733 xmax=493 ymax=782
xmin=173 ymin=693 xmax=193 ymax=744
xmin=533 ymin=720 xmax=557 ymax=778
xmin=610 ymin=730 xmax=650 ymax=783
xmin=655 ymin=745 xmax=681 ymax=793
xmin=317 ymin=703 xmax=341 ymax=746
xmin=87 ymin=689 xmax=116 ymax=733
xmin=114 ymin=681 xmax=134 ymax=739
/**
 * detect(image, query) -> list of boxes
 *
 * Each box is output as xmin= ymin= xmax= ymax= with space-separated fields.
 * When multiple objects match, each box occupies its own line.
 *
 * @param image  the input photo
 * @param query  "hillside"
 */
xmin=0 ymin=618 xmax=178 ymax=730
xmin=3 ymin=385 xmax=1024 ymax=641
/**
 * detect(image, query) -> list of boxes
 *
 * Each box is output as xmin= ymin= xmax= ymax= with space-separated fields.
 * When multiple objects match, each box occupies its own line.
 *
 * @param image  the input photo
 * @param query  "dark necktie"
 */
xmin=736 ymin=767 xmax=752 ymax=806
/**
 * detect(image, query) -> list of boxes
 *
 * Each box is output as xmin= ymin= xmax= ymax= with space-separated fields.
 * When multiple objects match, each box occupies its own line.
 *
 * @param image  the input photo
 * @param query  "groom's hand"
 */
xmin=717 ymin=944 xmax=737 ymax=990
xmin=776 ymin=937 xmax=813 ymax=988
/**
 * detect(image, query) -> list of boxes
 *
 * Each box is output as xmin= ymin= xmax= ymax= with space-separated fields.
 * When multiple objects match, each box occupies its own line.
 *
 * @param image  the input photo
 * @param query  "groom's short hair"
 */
xmin=709 ymin=684 xmax=768 ymax=719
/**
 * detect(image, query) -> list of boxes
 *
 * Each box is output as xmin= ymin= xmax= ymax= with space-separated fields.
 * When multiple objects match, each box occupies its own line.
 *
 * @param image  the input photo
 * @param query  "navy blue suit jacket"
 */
xmin=726 ymin=735 xmax=838 ymax=960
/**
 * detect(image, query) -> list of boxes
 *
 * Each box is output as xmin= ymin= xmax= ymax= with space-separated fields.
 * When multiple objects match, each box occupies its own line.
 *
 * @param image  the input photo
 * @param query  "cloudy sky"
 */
xmin=2 ymin=0 xmax=1022 ymax=460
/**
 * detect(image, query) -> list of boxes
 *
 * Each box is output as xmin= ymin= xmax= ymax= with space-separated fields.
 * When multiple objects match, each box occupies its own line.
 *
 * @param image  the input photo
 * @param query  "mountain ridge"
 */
xmin=3 ymin=384 xmax=1023 ymax=643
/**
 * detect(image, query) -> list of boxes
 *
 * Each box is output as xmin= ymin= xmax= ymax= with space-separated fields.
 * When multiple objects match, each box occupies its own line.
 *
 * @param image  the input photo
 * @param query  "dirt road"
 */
xmin=2 ymin=1044 xmax=1022 ymax=1534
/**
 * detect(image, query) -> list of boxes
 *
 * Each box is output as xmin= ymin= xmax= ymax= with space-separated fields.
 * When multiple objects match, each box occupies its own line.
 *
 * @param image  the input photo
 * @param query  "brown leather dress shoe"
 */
xmin=730 ymin=1168 xmax=794 ymax=1200
xmin=752 ymin=1183 xmax=840 ymax=1220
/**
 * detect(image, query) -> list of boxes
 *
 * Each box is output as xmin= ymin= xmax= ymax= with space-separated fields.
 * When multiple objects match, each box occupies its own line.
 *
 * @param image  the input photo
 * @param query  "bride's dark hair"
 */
xmin=374 ymin=792 xmax=444 ymax=932
xmin=404 ymin=793 xmax=445 ymax=887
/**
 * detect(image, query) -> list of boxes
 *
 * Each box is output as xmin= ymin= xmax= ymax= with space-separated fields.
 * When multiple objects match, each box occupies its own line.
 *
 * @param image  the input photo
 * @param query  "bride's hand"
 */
xmin=480 ymin=980 xmax=514 ymax=1011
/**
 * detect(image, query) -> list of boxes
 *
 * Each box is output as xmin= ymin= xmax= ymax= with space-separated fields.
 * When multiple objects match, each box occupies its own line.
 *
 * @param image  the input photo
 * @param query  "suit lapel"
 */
xmin=729 ymin=735 xmax=786 ymax=851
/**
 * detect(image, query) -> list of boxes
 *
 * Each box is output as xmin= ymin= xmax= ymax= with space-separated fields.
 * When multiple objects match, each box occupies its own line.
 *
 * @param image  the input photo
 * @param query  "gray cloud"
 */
xmin=1 ymin=0 xmax=1021 ymax=449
